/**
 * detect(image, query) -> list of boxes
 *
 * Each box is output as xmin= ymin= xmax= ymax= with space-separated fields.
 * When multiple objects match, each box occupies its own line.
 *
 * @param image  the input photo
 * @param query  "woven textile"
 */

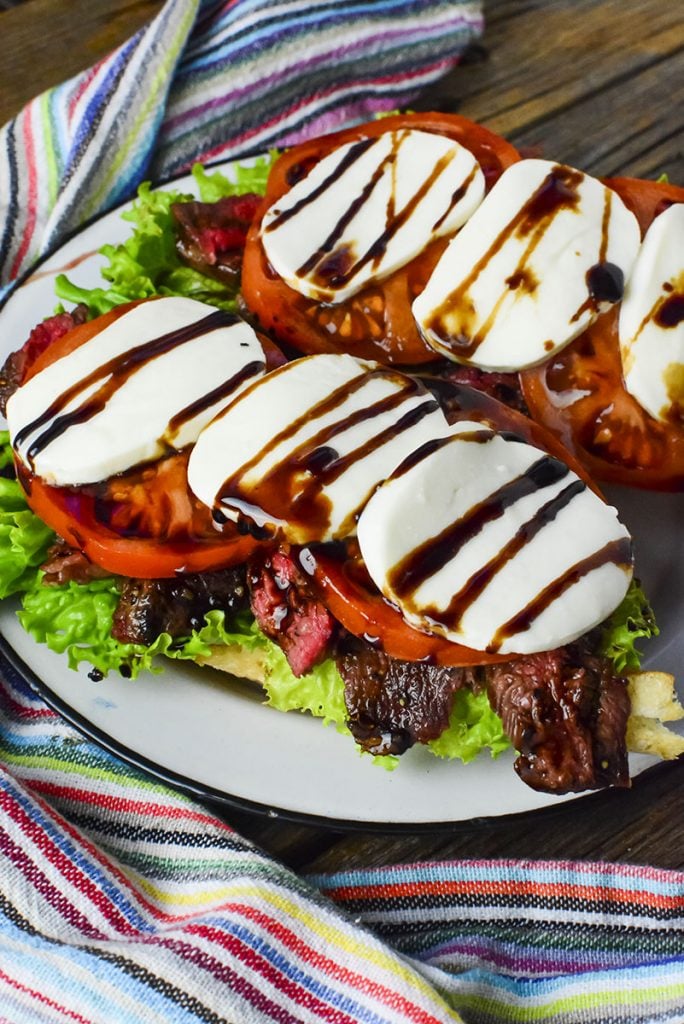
xmin=0 ymin=0 xmax=483 ymax=288
xmin=4 ymin=665 xmax=684 ymax=1023
xmin=2 ymin=1 xmax=684 ymax=1021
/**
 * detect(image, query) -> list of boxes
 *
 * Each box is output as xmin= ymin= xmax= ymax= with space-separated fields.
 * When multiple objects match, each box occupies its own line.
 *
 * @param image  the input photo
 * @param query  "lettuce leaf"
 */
xmin=54 ymin=153 xmax=278 ymax=316
xmin=600 ymin=578 xmax=658 ymax=673
xmin=428 ymin=688 xmax=510 ymax=763
xmin=15 ymin=566 xmax=509 ymax=763
xmin=190 ymin=153 xmax=278 ymax=203
xmin=0 ymin=432 xmax=54 ymax=600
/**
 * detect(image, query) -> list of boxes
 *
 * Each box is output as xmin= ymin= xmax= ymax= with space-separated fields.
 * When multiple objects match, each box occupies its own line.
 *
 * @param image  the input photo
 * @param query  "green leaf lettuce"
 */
xmin=54 ymin=153 xmax=278 ymax=316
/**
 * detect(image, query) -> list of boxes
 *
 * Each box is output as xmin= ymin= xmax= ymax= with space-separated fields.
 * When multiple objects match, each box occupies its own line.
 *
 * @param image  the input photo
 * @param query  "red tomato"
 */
xmin=16 ymin=300 xmax=265 ymax=577
xmin=241 ymin=113 xmax=520 ymax=366
xmin=22 ymin=456 xmax=260 ymax=579
xmin=521 ymin=177 xmax=684 ymax=491
xmin=300 ymin=382 xmax=598 ymax=665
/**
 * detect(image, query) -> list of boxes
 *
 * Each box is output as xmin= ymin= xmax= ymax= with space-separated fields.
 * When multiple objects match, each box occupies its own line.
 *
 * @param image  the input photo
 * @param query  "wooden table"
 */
xmin=1 ymin=0 xmax=683 ymax=873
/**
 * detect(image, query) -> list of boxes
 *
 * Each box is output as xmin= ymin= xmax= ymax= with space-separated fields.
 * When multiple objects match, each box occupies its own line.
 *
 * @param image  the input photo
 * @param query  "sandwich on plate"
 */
xmin=1 ymin=112 xmax=683 ymax=796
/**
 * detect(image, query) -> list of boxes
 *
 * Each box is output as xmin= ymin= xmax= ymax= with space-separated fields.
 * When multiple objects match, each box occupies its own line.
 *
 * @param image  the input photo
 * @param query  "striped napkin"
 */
xmin=2 ymin=1 xmax=684 ymax=1022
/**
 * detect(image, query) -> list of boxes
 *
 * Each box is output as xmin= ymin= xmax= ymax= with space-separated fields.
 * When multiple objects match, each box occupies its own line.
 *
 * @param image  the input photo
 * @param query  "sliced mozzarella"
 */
xmin=619 ymin=203 xmax=684 ymax=422
xmin=413 ymin=159 xmax=641 ymax=371
xmin=187 ymin=353 xmax=449 ymax=543
xmin=260 ymin=129 xmax=484 ymax=304
xmin=7 ymin=297 xmax=266 ymax=486
xmin=357 ymin=427 xmax=633 ymax=655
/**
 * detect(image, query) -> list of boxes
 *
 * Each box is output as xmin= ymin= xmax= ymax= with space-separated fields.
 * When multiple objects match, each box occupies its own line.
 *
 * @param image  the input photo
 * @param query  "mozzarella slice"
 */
xmin=619 ymin=202 xmax=684 ymax=422
xmin=7 ymin=297 xmax=266 ymax=486
xmin=187 ymin=353 xmax=449 ymax=543
xmin=357 ymin=427 xmax=633 ymax=655
xmin=413 ymin=159 xmax=641 ymax=371
xmin=260 ymin=129 xmax=484 ymax=304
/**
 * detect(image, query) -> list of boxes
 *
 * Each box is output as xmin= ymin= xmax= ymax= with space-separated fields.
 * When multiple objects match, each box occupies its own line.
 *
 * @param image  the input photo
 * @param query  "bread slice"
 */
xmin=195 ymin=643 xmax=269 ymax=684
xmin=626 ymin=671 xmax=684 ymax=759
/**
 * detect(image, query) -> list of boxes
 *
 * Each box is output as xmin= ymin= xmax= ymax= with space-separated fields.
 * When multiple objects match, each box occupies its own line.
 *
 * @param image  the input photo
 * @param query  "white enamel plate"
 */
xmin=1 ymin=160 xmax=682 ymax=828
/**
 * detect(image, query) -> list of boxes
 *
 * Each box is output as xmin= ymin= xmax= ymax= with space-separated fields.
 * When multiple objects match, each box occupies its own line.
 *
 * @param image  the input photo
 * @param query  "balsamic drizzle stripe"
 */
xmin=426 ymin=164 xmax=584 ymax=356
xmin=313 ymin=398 xmax=441 ymax=488
xmin=215 ymin=367 xmax=376 ymax=502
xmin=432 ymin=163 xmax=480 ymax=232
xmin=431 ymin=478 xmax=587 ymax=632
xmin=264 ymin=135 xmax=376 ymax=232
xmin=388 ymin=428 xmax=494 ymax=483
xmin=166 ymin=359 xmax=265 ymax=439
xmin=388 ymin=453 xmax=570 ymax=600
xmin=335 ymin=146 xmax=462 ymax=287
xmin=299 ymin=133 xmax=467 ymax=290
xmin=296 ymin=133 xmax=404 ymax=280
xmin=15 ymin=309 xmax=237 ymax=463
xmin=490 ymin=536 xmax=633 ymax=650
xmin=216 ymin=370 xmax=435 ymax=536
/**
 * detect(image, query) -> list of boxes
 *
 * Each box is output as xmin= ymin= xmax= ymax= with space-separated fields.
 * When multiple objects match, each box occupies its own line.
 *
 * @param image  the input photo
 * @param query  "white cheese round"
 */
xmin=619 ymin=202 xmax=684 ymax=422
xmin=412 ymin=158 xmax=641 ymax=371
xmin=260 ymin=129 xmax=484 ymax=304
xmin=357 ymin=427 xmax=633 ymax=655
xmin=6 ymin=297 xmax=266 ymax=486
xmin=187 ymin=352 xmax=449 ymax=543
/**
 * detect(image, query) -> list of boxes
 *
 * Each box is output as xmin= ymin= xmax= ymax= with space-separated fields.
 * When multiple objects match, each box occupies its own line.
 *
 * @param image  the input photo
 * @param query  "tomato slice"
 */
xmin=241 ymin=113 xmax=520 ymax=366
xmin=300 ymin=383 xmax=597 ymax=665
xmin=521 ymin=177 xmax=684 ymax=491
xmin=14 ymin=300 xmax=268 ymax=576
xmin=21 ymin=455 xmax=260 ymax=578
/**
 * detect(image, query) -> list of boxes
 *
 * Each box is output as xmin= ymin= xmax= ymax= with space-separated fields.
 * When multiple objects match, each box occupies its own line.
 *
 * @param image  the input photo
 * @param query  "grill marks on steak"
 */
xmin=0 ymin=304 xmax=89 ymax=416
xmin=337 ymin=639 xmax=473 ymax=755
xmin=248 ymin=549 xmax=336 ymax=677
xmin=112 ymin=567 xmax=249 ymax=646
xmin=486 ymin=641 xmax=630 ymax=793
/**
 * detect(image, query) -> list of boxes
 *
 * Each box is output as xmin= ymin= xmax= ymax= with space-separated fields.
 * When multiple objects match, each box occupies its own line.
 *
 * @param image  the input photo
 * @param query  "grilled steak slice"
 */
xmin=0 ymin=305 xmax=89 ymax=416
xmin=486 ymin=641 xmax=630 ymax=793
xmin=112 ymin=568 xmax=249 ymax=646
xmin=248 ymin=549 xmax=336 ymax=677
xmin=41 ymin=540 xmax=112 ymax=586
xmin=337 ymin=639 xmax=472 ymax=756
xmin=424 ymin=365 xmax=528 ymax=417
xmin=172 ymin=194 xmax=261 ymax=285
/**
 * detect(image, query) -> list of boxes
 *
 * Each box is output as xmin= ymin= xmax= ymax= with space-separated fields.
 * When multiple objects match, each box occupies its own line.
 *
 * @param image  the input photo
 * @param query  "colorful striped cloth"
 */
xmin=0 ymin=0 xmax=483 ymax=289
xmin=4 ymin=663 xmax=684 ymax=1023
xmin=2 ymin=1 xmax=684 ymax=1021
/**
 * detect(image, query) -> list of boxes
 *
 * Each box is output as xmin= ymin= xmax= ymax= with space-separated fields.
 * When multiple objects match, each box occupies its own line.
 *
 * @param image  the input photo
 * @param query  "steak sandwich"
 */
xmin=1 ymin=113 xmax=683 ymax=796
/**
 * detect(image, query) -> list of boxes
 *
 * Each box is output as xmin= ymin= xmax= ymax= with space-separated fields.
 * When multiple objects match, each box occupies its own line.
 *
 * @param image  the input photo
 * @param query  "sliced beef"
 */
xmin=248 ymin=549 xmax=336 ymax=677
xmin=41 ymin=540 xmax=112 ymax=586
xmin=337 ymin=638 xmax=472 ymax=756
xmin=171 ymin=194 xmax=261 ymax=285
xmin=426 ymin=363 xmax=528 ymax=416
xmin=485 ymin=641 xmax=630 ymax=794
xmin=112 ymin=567 xmax=249 ymax=646
xmin=0 ymin=304 xmax=89 ymax=416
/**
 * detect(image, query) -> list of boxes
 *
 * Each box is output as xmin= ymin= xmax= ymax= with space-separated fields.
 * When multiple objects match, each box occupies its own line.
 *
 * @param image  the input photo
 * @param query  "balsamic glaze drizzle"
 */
xmin=15 ymin=309 xmax=237 ymax=465
xmin=215 ymin=368 xmax=439 ymax=539
xmin=490 ymin=537 xmax=632 ymax=650
xmin=425 ymin=164 xmax=596 ymax=354
xmin=388 ymin=453 xmax=571 ymax=601
xmin=265 ymin=129 xmax=477 ymax=295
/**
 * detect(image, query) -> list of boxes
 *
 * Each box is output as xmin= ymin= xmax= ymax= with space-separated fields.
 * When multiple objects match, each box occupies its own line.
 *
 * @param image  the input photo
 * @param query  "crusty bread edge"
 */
xmin=194 ymin=643 xmax=269 ymax=685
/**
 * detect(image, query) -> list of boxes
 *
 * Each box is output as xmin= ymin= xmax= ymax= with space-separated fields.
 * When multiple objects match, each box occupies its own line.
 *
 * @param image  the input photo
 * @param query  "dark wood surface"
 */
xmin=1 ymin=0 xmax=683 ymax=872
